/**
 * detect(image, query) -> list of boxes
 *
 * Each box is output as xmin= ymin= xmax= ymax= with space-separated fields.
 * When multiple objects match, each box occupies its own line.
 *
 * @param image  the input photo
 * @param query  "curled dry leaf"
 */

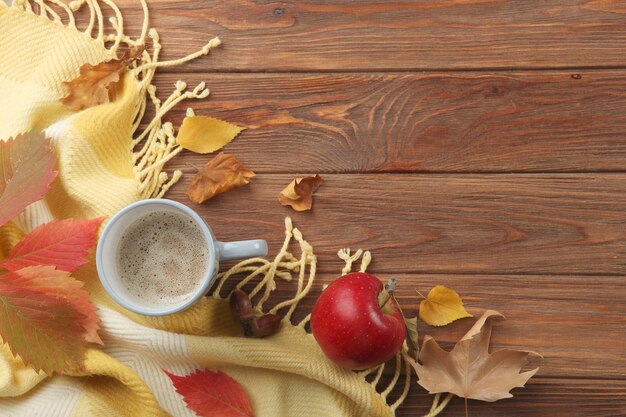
xmin=409 ymin=310 xmax=540 ymax=402
xmin=177 ymin=115 xmax=245 ymax=154
xmin=278 ymin=175 xmax=323 ymax=211
xmin=60 ymin=47 xmax=143 ymax=111
xmin=186 ymin=152 xmax=255 ymax=204
xmin=165 ymin=368 xmax=255 ymax=417
xmin=419 ymin=285 xmax=472 ymax=327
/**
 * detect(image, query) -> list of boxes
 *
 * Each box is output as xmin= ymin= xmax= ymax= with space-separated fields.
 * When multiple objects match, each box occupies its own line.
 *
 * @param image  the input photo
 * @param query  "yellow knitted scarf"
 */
xmin=0 ymin=1 xmax=426 ymax=415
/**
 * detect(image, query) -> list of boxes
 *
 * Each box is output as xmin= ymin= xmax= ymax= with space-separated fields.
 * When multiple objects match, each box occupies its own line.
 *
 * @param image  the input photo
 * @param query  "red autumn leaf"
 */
xmin=1 ymin=218 xmax=104 ymax=273
xmin=165 ymin=368 xmax=255 ymax=417
xmin=0 ymin=132 xmax=57 ymax=227
xmin=0 ymin=266 xmax=102 ymax=374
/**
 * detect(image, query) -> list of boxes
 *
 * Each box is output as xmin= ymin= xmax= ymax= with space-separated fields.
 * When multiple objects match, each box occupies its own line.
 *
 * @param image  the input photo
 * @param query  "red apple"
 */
xmin=311 ymin=272 xmax=406 ymax=370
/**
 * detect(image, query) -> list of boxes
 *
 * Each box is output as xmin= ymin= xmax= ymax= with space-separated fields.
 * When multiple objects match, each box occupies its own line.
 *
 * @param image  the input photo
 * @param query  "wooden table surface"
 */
xmin=117 ymin=1 xmax=626 ymax=415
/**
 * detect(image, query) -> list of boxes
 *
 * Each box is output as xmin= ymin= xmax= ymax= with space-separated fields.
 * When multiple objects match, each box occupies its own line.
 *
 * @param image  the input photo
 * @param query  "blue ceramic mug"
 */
xmin=96 ymin=199 xmax=268 ymax=315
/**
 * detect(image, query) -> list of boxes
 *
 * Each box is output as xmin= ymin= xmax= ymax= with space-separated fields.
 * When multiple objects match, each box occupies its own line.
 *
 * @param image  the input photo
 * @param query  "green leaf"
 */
xmin=405 ymin=316 xmax=419 ymax=360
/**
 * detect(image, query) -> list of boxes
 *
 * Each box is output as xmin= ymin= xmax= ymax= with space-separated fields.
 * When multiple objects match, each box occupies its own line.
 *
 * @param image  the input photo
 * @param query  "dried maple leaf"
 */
xmin=409 ymin=310 xmax=540 ymax=402
xmin=419 ymin=285 xmax=472 ymax=326
xmin=186 ymin=152 xmax=255 ymax=204
xmin=0 ymin=266 xmax=102 ymax=374
xmin=165 ymin=368 xmax=255 ymax=417
xmin=0 ymin=132 xmax=57 ymax=228
xmin=278 ymin=175 xmax=323 ymax=211
xmin=177 ymin=115 xmax=245 ymax=154
xmin=60 ymin=47 xmax=143 ymax=111
xmin=1 ymin=218 xmax=104 ymax=273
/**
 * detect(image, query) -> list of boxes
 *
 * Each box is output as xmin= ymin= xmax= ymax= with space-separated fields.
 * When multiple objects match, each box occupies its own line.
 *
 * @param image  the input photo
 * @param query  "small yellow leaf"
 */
xmin=419 ymin=285 xmax=472 ymax=326
xmin=178 ymin=116 xmax=245 ymax=154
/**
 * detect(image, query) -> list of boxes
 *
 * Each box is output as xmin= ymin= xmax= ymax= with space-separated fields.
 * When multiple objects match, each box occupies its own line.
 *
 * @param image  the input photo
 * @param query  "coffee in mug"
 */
xmin=116 ymin=211 xmax=209 ymax=307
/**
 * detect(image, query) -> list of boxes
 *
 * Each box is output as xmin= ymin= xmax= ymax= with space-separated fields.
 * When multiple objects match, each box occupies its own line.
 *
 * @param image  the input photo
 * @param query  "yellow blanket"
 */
xmin=0 ymin=1 xmax=412 ymax=416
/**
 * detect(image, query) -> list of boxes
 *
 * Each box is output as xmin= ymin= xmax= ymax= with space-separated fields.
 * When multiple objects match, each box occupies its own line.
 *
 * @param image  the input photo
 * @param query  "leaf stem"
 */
xmin=416 ymin=289 xmax=427 ymax=300
xmin=377 ymin=278 xmax=396 ymax=308
xmin=465 ymin=397 xmax=468 ymax=417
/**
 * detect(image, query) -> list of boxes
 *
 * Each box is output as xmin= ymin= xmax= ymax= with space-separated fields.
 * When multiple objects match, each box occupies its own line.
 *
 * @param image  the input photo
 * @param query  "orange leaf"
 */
xmin=278 ymin=175 xmax=323 ymax=211
xmin=186 ymin=152 xmax=255 ymax=204
xmin=60 ymin=47 xmax=143 ymax=111
xmin=2 ymin=218 xmax=104 ymax=273
xmin=165 ymin=368 xmax=255 ymax=417
xmin=0 ymin=266 xmax=102 ymax=374
xmin=0 ymin=132 xmax=57 ymax=227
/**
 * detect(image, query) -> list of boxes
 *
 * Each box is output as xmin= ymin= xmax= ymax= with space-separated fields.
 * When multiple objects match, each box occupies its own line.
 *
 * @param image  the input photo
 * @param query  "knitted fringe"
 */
xmin=10 ymin=0 xmax=219 ymax=198
xmin=214 ymin=218 xmax=452 ymax=416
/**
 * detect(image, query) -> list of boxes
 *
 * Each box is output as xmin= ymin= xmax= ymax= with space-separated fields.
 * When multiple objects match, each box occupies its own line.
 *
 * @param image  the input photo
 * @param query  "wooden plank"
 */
xmin=111 ymin=0 xmax=626 ymax=71
xmin=158 ymin=71 xmax=626 ymax=173
xmin=254 ymin=274 xmax=626 ymax=380
xmin=395 ymin=378 xmax=626 ymax=416
xmin=169 ymin=173 xmax=626 ymax=275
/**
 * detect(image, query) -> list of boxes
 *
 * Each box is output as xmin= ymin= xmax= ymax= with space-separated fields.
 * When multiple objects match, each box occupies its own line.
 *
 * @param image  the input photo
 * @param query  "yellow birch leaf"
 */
xmin=177 ymin=116 xmax=245 ymax=154
xmin=419 ymin=285 xmax=472 ymax=326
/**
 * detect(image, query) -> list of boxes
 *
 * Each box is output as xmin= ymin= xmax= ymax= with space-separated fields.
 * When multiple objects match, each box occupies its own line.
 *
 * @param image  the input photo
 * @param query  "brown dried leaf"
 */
xmin=60 ymin=47 xmax=143 ymax=111
xmin=278 ymin=175 xmax=323 ymax=211
xmin=409 ymin=310 xmax=540 ymax=402
xmin=186 ymin=153 xmax=255 ymax=204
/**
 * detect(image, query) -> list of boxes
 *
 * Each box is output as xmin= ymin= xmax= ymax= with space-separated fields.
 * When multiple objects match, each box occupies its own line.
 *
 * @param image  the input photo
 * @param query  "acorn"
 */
xmin=229 ymin=290 xmax=282 ymax=338
xmin=249 ymin=314 xmax=282 ymax=338
xmin=229 ymin=289 xmax=254 ymax=321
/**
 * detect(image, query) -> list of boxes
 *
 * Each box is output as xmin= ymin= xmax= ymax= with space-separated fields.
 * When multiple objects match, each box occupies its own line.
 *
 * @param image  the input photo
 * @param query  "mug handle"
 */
xmin=217 ymin=240 xmax=268 ymax=261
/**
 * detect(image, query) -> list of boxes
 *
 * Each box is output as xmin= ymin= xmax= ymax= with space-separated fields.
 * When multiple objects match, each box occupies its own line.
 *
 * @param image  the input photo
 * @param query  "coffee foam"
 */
xmin=116 ymin=210 xmax=209 ymax=307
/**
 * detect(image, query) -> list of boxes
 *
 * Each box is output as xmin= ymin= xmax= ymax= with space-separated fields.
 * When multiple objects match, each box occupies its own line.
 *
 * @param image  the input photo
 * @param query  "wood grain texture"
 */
xmin=395 ymin=378 xmax=626 ymax=417
xmin=255 ymin=273 xmax=626 ymax=379
xmin=158 ymin=71 xmax=626 ymax=173
xmin=89 ymin=1 xmax=626 ymax=415
xmin=110 ymin=0 xmax=626 ymax=71
xmin=168 ymin=173 xmax=626 ymax=275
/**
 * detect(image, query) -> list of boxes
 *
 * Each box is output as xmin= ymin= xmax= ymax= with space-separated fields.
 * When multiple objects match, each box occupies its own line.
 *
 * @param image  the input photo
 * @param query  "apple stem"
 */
xmin=378 ymin=278 xmax=397 ymax=309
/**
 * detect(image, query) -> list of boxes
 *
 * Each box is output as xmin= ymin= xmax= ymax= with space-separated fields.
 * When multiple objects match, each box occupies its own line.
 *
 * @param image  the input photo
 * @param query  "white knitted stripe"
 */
xmin=97 ymin=306 xmax=198 ymax=417
xmin=0 ymin=381 xmax=81 ymax=417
